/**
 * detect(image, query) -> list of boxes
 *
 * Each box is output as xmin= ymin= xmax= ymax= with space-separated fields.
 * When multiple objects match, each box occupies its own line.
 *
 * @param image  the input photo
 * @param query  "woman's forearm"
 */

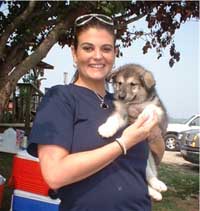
xmin=38 ymin=141 xmax=122 ymax=189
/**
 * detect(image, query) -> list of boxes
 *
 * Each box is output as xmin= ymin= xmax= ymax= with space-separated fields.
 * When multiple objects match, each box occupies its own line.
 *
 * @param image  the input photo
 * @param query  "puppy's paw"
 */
xmin=142 ymin=104 xmax=163 ymax=123
xmin=149 ymin=177 xmax=167 ymax=192
xmin=98 ymin=123 xmax=118 ymax=138
xmin=148 ymin=186 xmax=163 ymax=201
xmin=98 ymin=114 xmax=122 ymax=138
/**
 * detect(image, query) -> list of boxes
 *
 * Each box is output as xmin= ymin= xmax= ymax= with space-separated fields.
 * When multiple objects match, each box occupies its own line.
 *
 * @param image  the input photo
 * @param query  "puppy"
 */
xmin=98 ymin=63 xmax=168 ymax=201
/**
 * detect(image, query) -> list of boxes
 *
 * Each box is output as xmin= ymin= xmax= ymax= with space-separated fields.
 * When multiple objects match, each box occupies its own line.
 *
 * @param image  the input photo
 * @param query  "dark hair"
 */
xmin=71 ymin=16 xmax=116 ymax=83
xmin=73 ymin=18 xmax=116 ymax=50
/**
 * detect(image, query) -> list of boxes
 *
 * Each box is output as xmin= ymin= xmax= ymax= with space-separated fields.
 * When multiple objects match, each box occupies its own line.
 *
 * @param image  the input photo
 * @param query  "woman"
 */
xmin=28 ymin=13 xmax=159 ymax=211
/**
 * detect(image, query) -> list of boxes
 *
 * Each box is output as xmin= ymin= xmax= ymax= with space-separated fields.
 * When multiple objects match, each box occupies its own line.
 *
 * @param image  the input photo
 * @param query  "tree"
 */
xmin=0 ymin=1 xmax=199 ymax=118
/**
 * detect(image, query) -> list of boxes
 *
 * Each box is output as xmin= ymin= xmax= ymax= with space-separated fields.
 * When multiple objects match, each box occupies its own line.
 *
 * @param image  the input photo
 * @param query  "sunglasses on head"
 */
xmin=75 ymin=13 xmax=114 ymax=27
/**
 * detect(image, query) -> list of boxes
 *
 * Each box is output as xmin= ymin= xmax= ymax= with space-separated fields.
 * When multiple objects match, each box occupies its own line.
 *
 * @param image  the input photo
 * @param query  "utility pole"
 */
xmin=63 ymin=72 xmax=68 ymax=85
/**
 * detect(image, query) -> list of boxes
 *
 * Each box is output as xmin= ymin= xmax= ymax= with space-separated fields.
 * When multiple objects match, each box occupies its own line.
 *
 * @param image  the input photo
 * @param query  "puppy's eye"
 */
xmin=130 ymin=82 xmax=137 ymax=87
xmin=115 ymin=81 xmax=122 ymax=86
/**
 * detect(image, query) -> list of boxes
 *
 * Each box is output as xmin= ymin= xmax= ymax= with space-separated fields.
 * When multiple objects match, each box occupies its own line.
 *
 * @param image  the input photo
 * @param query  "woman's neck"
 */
xmin=74 ymin=78 xmax=106 ymax=96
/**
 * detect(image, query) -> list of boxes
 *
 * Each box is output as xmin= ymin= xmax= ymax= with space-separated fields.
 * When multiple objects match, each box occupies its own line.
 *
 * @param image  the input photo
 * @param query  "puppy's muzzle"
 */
xmin=118 ymin=95 xmax=126 ymax=100
xmin=116 ymin=90 xmax=126 ymax=100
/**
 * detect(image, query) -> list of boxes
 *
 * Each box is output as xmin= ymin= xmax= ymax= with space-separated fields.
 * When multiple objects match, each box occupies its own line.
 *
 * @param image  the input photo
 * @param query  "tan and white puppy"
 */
xmin=98 ymin=63 xmax=168 ymax=201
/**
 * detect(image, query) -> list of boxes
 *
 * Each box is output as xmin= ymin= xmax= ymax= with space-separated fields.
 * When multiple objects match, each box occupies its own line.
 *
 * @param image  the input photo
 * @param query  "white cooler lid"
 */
xmin=13 ymin=189 xmax=61 ymax=204
xmin=16 ymin=150 xmax=39 ymax=162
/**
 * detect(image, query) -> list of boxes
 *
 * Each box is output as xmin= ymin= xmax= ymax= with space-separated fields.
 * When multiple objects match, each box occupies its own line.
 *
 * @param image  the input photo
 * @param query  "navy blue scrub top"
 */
xmin=28 ymin=84 xmax=151 ymax=211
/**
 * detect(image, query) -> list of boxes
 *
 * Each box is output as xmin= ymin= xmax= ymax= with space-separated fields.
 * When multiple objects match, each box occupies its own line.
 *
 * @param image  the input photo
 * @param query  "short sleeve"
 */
xmin=27 ymin=85 xmax=75 ymax=157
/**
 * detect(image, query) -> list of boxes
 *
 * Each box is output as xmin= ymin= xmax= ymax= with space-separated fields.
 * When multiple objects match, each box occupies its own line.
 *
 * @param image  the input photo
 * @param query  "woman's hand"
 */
xmin=120 ymin=111 xmax=159 ymax=150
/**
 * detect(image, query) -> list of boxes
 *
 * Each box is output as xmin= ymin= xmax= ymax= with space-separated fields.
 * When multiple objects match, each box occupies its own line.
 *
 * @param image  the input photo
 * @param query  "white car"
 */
xmin=164 ymin=114 xmax=200 ymax=151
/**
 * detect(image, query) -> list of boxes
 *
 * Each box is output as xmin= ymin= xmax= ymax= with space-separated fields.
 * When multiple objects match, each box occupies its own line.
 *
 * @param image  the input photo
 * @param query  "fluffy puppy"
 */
xmin=98 ymin=63 xmax=168 ymax=201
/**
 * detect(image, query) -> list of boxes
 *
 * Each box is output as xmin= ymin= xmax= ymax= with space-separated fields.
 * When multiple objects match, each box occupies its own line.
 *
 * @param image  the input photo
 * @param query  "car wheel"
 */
xmin=165 ymin=134 xmax=177 ymax=151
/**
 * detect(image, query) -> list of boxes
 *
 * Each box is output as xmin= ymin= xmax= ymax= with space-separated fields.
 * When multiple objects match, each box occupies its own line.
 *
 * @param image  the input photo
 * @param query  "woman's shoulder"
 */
xmin=45 ymin=84 xmax=75 ymax=99
xmin=38 ymin=84 xmax=77 ymax=111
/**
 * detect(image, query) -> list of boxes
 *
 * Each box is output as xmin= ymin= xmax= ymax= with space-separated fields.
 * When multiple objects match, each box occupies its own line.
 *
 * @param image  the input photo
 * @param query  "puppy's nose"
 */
xmin=118 ymin=95 xmax=126 ymax=100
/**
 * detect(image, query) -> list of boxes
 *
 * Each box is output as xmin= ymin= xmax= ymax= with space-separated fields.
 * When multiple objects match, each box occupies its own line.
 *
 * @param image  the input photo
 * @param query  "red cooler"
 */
xmin=9 ymin=150 xmax=50 ymax=196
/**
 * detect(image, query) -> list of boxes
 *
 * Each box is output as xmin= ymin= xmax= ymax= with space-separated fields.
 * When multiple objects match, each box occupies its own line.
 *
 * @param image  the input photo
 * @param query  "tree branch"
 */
xmin=8 ymin=6 xmax=89 ymax=82
xmin=115 ymin=12 xmax=147 ymax=30
xmin=114 ymin=2 xmax=156 ymax=31
xmin=0 ymin=1 xmax=36 ymax=59
xmin=9 ymin=19 xmax=71 ymax=83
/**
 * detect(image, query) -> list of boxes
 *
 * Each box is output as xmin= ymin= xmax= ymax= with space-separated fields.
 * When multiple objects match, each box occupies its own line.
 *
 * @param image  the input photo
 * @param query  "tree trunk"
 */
xmin=0 ymin=29 xmax=60 ymax=120
xmin=0 ymin=9 xmax=79 ymax=120
xmin=0 ymin=80 xmax=13 ymax=121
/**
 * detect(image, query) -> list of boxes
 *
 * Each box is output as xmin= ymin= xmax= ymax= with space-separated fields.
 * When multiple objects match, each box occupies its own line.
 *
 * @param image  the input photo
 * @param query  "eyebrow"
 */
xmin=80 ymin=42 xmax=114 ymax=48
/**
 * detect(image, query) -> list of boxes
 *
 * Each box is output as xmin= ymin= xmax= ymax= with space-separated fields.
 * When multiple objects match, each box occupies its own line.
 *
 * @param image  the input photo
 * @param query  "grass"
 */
xmin=0 ymin=152 xmax=199 ymax=211
xmin=152 ymin=164 xmax=199 ymax=211
xmin=0 ymin=152 xmax=13 ymax=211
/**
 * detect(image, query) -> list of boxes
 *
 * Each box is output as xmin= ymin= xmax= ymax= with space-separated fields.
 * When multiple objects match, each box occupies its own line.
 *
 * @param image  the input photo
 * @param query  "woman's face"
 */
xmin=72 ymin=27 xmax=116 ymax=83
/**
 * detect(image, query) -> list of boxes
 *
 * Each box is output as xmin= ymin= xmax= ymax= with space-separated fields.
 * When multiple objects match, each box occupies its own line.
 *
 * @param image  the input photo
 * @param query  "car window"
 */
xmin=183 ymin=115 xmax=195 ymax=124
xmin=190 ymin=116 xmax=200 ymax=126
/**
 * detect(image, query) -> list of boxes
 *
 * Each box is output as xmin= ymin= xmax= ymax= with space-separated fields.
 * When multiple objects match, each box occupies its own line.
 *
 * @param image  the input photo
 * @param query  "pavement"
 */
xmin=162 ymin=151 xmax=191 ymax=165
xmin=162 ymin=151 xmax=199 ymax=174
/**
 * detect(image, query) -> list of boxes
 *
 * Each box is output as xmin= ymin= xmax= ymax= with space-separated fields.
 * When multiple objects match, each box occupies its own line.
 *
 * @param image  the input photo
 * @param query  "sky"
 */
xmin=40 ymin=19 xmax=199 ymax=120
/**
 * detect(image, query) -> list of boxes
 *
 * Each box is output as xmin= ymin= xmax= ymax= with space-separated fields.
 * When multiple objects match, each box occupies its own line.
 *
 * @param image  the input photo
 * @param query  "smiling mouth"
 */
xmin=89 ymin=64 xmax=105 ymax=69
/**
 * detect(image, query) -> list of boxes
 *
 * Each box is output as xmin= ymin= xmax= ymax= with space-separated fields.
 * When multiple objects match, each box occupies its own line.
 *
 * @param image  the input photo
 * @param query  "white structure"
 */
xmin=0 ymin=128 xmax=19 ymax=154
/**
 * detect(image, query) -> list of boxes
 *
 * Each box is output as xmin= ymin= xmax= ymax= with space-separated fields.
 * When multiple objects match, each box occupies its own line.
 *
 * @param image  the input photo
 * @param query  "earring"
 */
xmin=73 ymin=62 xmax=77 ymax=69
xmin=112 ymin=63 xmax=116 ymax=70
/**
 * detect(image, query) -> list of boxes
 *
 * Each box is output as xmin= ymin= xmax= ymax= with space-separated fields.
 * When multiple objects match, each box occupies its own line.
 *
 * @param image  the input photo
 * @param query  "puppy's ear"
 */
xmin=106 ymin=71 xmax=118 ymax=83
xmin=141 ymin=71 xmax=155 ymax=90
